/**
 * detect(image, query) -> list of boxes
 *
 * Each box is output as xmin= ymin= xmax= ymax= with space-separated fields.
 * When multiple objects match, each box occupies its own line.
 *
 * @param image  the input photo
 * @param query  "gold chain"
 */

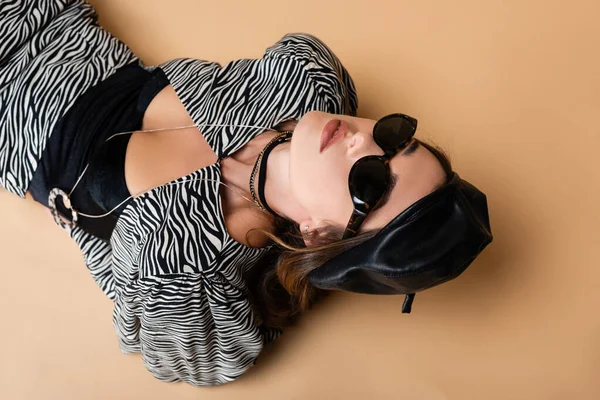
xmin=249 ymin=131 xmax=292 ymax=211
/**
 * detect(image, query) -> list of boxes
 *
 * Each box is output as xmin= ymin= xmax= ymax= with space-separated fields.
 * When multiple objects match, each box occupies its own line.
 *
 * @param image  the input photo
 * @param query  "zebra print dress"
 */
xmin=0 ymin=0 xmax=358 ymax=386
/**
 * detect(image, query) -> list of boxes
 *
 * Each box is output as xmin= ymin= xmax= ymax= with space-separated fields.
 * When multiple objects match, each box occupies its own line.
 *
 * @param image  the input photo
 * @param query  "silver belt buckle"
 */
xmin=48 ymin=188 xmax=78 ymax=233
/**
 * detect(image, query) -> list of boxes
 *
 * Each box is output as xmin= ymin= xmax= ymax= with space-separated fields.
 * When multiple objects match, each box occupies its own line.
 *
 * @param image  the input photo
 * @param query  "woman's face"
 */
xmin=289 ymin=111 xmax=447 ymax=235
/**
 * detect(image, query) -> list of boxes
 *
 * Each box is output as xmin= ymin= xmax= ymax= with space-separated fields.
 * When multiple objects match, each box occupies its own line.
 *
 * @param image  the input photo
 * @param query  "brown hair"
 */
xmin=245 ymin=139 xmax=453 ymax=330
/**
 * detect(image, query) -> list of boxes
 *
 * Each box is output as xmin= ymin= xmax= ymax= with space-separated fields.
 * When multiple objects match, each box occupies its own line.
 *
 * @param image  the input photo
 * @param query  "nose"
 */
xmin=346 ymin=130 xmax=384 ymax=160
xmin=346 ymin=130 xmax=365 ymax=156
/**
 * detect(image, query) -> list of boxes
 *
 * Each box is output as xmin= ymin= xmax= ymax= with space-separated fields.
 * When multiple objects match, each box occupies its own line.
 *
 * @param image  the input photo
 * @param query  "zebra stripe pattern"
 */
xmin=0 ymin=0 xmax=138 ymax=197
xmin=1 ymin=0 xmax=358 ymax=387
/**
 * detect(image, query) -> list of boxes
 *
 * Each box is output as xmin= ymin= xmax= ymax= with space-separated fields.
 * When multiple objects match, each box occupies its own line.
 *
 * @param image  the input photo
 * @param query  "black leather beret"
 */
xmin=307 ymin=172 xmax=492 ymax=313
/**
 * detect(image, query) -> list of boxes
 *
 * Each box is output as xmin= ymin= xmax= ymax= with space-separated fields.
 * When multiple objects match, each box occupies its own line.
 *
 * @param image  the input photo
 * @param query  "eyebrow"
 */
xmin=401 ymin=140 xmax=420 ymax=156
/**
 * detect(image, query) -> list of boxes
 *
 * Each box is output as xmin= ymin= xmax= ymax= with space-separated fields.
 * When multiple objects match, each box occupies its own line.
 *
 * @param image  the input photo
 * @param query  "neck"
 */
xmin=261 ymin=141 xmax=294 ymax=218
xmin=219 ymin=131 xmax=283 ymax=211
xmin=220 ymin=128 xmax=296 ymax=219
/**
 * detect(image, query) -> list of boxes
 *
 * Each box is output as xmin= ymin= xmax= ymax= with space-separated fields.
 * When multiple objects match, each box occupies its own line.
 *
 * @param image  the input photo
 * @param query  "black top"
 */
xmin=29 ymin=63 xmax=170 ymax=240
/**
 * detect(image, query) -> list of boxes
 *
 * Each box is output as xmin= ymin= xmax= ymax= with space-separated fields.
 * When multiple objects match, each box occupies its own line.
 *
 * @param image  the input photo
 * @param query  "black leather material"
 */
xmin=307 ymin=172 xmax=492 ymax=303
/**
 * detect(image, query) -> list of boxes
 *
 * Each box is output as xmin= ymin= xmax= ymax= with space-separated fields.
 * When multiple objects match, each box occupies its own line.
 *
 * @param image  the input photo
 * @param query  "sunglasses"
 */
xmin=342 ymin=113 xmax=418 ymax=240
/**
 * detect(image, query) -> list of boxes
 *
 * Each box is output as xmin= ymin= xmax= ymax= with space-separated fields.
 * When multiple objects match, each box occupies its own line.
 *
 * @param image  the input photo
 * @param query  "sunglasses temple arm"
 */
xmin=342 ymin=210 xmax=367 ymax=240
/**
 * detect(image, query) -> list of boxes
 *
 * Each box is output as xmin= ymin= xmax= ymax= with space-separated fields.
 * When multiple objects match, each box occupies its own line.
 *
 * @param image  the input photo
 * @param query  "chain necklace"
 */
xmin=49 ymin=122 xmax=288 ymax=233
xmin=248 ymin=130 xmax=293 ymax=213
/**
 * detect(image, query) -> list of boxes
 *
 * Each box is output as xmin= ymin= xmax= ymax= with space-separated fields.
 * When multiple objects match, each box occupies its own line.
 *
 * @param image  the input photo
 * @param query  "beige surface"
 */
xmin=1 ymin=0 xmax=599 ymax=398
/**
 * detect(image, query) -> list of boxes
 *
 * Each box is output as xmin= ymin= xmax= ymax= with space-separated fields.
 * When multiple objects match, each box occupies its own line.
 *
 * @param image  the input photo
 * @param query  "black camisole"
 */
xmin=28 ymin=63 xmax=170 ymax=240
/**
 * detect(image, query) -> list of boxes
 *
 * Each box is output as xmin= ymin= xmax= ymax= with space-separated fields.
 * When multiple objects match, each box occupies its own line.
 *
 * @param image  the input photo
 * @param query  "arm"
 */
xmin=113 ymin=273 xmax=266 ymax=386
xmin=156 ymin=32 xmax=358 ymax=159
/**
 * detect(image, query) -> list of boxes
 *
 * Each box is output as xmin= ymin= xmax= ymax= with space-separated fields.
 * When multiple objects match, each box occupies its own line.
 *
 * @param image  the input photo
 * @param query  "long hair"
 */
xmin=245 ymin=140 xmax=453 ymax=330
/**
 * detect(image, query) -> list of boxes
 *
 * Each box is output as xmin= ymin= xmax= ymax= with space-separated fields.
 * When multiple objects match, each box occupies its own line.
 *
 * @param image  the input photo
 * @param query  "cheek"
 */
xmin=290 ymin=111 xmax=358 ymax=222
xmin=291 ymin=153 xmax=352 ymax=221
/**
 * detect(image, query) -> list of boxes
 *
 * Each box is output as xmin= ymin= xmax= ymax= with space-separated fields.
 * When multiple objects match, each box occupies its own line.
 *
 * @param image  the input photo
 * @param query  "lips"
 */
xmin=320 ymin=119 xmax=348 ymax=152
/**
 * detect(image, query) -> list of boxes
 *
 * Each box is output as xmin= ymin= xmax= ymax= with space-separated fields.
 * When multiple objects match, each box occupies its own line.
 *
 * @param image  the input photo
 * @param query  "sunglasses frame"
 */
xmin=342 ymin=114 xmax=418 ymax=240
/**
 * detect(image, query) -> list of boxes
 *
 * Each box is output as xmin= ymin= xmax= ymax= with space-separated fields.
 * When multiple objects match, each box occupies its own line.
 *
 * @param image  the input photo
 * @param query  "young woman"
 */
xmin=0 ymin=0 xmax=492 ymax=387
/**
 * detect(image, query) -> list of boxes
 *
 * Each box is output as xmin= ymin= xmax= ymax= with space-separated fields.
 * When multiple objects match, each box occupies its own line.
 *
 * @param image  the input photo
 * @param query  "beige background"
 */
xmin=1 ymin=0 xmax=599 ymax=399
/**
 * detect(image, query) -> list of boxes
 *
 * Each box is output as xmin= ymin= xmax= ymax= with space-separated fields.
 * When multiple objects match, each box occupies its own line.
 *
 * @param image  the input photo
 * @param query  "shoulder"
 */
xmin=263 ymin=33 xmax=339 ymax=62
xmin=157 ymin=58 xmax=220 ymax=87
xmin=265 ymin=33 xmax=359 ymax=116
xmin=111 ymin=168 xmax=270 ymax=280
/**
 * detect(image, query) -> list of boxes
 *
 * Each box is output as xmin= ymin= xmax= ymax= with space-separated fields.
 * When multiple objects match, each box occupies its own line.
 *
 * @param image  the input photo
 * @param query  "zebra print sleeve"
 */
xmin=264 ymin=33 xmax=359 ymax=116
xmin=158 ymin=32 xmax=358 ymax=161
xmin=113 ymin=273 xmax=266 ymax=386
xmin=70 ymin=227 xmax=116 ymax=300
xmin=0 ymin=0 xmax=138 ymax=196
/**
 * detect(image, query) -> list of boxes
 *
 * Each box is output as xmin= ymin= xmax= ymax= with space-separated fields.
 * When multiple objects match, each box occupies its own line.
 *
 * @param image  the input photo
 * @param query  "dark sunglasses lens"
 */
xmin=374 ymin=115 xmax=416 ymax=150
xmin=350 ymin=158 xmax=389 ymax=206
